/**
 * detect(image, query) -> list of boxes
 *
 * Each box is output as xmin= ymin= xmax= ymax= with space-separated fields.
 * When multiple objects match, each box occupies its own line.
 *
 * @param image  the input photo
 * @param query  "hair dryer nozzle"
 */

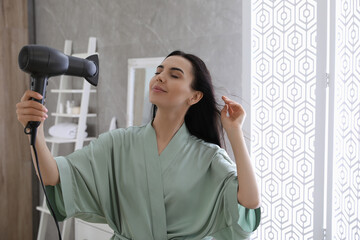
xmin=84 ymin=54 xmax=99 ymax=86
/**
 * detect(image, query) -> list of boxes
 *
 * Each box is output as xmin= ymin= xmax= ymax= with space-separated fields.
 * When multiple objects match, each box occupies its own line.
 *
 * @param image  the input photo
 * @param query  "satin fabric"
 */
xmin=46 ymin=122 xmax=260 ymax=239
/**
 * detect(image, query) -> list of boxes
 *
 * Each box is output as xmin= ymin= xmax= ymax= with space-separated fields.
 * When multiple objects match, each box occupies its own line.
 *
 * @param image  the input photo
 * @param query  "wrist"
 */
xmin=37 ymin=124 xmax=45 ymax=139
xmin=225 ymin=126 xmax=244 ymax=140
xmin=26 ymin=123 xmax=45 ymax=143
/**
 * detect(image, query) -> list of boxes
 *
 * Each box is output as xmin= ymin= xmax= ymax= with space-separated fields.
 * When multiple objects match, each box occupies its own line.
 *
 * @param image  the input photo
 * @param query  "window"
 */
xmin=243 ymin=0 xmax=360 ymax=239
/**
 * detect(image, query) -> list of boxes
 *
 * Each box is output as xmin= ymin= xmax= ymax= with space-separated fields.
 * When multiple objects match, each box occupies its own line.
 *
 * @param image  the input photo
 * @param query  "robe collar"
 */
xmin=142 ymin=121 xmax=190 ymax=239
xmin=144 ymin=121 xmax=190 ymax=156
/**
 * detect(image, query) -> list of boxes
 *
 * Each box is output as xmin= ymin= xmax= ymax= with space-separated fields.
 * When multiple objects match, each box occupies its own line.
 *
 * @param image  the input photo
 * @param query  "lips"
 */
xmin=152 ymin=85 xmax=167 ymax=92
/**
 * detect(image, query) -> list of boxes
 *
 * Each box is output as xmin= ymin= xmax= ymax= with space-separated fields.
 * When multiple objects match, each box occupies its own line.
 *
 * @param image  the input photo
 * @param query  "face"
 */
xmin=149 ymin=55 xmax=202 ymax=111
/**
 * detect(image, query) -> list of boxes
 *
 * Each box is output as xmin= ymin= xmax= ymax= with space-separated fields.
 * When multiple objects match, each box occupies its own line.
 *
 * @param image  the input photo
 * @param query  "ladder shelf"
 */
xmin=37 ymin=37 xmax=98 ymax=240
xmin=51 ymin=89 xmax=97 ymax=93
xmin=50 ymin=113 xmax=97 ymax=117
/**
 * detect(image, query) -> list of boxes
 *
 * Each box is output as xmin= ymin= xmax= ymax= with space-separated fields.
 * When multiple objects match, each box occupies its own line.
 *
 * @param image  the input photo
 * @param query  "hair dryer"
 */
xmin=18 ymin=45 xmax=99 ymax=145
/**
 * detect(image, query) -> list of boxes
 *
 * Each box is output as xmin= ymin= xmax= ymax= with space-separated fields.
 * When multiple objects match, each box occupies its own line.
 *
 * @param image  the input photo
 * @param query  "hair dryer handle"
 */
xmin=30 ymin=75 xmax=48 ymax=104
xmin=24 ymin=75 xmax=48 ymax=144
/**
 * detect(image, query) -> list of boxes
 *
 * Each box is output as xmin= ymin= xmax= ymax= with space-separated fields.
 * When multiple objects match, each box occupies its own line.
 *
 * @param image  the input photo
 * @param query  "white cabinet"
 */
xmin=75 ymin=219 xmax=114 ymax=240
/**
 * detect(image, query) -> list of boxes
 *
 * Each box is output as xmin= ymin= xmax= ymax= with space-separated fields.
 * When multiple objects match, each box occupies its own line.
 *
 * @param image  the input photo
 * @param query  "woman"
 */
xmin=16 ymin=51 xmax=260 ymax=239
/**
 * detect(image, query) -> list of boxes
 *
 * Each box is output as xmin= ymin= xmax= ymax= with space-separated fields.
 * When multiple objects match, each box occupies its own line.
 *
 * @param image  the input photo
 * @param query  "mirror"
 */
xmin=126 ymin=57 xmax=165 ymax=127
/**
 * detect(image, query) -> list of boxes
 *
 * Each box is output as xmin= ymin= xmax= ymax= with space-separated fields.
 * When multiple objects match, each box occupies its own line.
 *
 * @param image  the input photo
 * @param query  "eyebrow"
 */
xmin=157 ymin=65 xmax=184 ymax=74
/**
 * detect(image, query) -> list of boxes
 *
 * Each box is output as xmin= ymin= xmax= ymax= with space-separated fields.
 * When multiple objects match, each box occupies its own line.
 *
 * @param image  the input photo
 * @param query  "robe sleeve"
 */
xmin=44 ymin=131 xmax=114 ymax=224
xmin=208 ymin=150 xmax=261 ymax=240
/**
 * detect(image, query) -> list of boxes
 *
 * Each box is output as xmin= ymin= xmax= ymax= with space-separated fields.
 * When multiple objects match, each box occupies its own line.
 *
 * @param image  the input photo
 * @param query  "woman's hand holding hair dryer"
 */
xmin=16 ymin=90 xmax=60 ymax=186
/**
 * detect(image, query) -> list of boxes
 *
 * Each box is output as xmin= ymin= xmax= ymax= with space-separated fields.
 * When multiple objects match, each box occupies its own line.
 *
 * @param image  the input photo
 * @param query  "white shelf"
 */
xmin=72 ymin=52 xmax=98 ymax=58
xmin=36 ymin=206 xmax=50 ymax=215
xmin=51 ymin=89 xmax=97 ymax=93
xmin=75 ymin=219 xmax=113 ymax=240
xmin=75 ymin=219 xmax=113 ymax=234
xmin=37 ymin=37 xmax=99 ymax=240
xmin=51 ymin=113 xmax=97 ymax=118
xmin=45 ymin=136 xmax=96 ymax=143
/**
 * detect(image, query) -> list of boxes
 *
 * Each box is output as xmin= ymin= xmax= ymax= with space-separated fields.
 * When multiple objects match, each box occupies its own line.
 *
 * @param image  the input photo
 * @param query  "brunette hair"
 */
xmin=152 ymin=50 xmax=223 ymax=147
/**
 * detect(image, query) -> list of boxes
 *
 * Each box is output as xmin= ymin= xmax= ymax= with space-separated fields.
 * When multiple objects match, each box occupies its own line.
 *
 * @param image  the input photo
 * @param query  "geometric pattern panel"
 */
xmin=251 ymin=1 xmax=317 ymax=239
xmin=333 ymin=0 xmax=360 ymax=239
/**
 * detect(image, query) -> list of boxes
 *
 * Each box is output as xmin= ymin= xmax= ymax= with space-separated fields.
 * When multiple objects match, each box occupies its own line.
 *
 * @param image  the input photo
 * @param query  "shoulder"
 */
xmin=186 ymin=135 xmax=236 ymax=178
xmin=92 ymin=124 xmax=147 ymax=147
xmin=190 ymin=135 xmax=235 ymax=169
xmin=187 ymin=134 xmax=231 ymax=162
xmin=108 ymin=124 xmax=145 ymax=136
xmin=103 ymin=124 xmax=146 ymax=138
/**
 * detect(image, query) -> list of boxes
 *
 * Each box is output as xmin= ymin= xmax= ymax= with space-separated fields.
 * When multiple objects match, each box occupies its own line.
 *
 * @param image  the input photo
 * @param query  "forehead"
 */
xmin=161 ymin=55 xmax=193 ymax=74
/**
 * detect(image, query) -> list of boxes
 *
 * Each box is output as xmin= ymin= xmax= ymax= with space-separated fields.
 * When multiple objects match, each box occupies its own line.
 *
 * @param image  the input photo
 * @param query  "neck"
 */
xmin=152 ymin=108 xmax=185 ymax=137
xmin=152 ymin=107 xmax=186 ymax=154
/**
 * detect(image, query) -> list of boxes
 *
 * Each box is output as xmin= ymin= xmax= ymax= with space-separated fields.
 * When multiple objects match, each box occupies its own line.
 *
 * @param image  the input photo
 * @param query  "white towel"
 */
xmin=49 ymin=123 xmax=88 ymax=139
xmin=109 ymin=117 xmax=117 ymax=131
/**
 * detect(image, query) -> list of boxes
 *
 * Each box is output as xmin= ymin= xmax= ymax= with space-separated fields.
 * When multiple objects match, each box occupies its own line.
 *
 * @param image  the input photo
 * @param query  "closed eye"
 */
xmin=154 ymin=72 xmax=179 ymax=79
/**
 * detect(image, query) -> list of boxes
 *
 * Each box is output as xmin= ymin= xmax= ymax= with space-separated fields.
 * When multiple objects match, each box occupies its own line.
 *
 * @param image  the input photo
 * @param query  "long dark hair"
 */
xmin=152 ymin=50 xmax=223 ymax=147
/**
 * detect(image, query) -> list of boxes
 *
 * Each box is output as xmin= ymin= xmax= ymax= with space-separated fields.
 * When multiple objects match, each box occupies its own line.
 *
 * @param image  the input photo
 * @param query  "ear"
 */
xmin=188 ymin=91 xmax=203 ymax=106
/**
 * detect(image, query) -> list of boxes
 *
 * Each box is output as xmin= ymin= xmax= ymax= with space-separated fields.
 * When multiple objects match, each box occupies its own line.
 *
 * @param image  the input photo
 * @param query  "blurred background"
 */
xmin=1 ymin=0 xmax=359 ymax=239
xmin=0 ymin=0 xmax=244 ymax=239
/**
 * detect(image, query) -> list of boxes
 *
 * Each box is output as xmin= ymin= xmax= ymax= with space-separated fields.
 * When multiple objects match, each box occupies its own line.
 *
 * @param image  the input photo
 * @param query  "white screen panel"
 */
xmin=332 ymin=0 xmax=360 ymax=238
xmin=251 ymin=1 xmax=317 ymax=239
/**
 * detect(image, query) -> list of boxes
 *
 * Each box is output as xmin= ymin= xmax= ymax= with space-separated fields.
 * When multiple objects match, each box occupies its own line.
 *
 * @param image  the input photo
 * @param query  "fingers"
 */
xmin=18 ymin=114 xmax=47 ymax=123
xmin=16 ymin=100 xmax=48 ymax=112
xmin=221 ymin=96 xmax=238 ymax=107
xmin=222 ymin=95 xmax=238 ymax=102
xmin=16 ymin=106 xmax=48 ymax=118
xmin=222 ymin=96 xmax=240 ymax=106
xmin=20 ymin=90 xmax=43 ymax=102
xmin=17 ymin=90 xmax=48 ymax=127
xmin=221 ymin=103 xmax=228 ymax=115
xmin=222 ymin=95 xmax=233 ymax=103
xmin=222 ymin=96 xmax=243 ymax=110
xmin=16 ymin=104 xmax=48 ymax=122
xmin=221 ymin=96 xmax=246 ymax=119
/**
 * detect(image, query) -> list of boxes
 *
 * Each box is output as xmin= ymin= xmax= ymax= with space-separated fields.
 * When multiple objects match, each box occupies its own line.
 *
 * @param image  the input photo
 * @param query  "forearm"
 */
xmin=28 ymin=125 xmax=60 ymax=186
xmin=227 ymin=127 xmax=260 ymax=209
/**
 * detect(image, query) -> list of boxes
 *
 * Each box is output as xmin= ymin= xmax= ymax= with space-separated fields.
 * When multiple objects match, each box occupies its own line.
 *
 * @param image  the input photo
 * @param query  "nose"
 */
xmin=156 ymin=73 xmax=164 ymax=83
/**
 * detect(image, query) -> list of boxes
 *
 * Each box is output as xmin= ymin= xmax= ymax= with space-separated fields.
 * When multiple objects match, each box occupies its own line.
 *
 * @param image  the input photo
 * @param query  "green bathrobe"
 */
xmin=46 ymin=122 xmax=261 ymax=240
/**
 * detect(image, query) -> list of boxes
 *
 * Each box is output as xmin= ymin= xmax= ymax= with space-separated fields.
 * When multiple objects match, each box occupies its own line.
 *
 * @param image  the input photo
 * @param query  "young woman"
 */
xmin=16 ymin=51 xmax=260 ymax=239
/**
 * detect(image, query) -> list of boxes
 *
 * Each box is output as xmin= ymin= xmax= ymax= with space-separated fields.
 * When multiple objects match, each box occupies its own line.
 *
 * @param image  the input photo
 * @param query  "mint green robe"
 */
xmin=46 ymin=122 xmax=260 ymax=239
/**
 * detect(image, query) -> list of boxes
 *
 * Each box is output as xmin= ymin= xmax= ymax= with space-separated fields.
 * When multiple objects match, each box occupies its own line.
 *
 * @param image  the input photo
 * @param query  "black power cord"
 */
xmin=28 ymin=128 xmax=62 ymax=240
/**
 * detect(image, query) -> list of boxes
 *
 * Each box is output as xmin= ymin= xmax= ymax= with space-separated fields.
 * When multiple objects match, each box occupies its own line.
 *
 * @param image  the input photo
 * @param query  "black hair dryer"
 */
xmin=18 ymin=45 xmax=99 ymax=145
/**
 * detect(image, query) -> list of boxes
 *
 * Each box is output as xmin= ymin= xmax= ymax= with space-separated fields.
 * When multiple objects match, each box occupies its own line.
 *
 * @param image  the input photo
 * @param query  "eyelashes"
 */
xmin=154 ymin=72 xmax=179 ymax=79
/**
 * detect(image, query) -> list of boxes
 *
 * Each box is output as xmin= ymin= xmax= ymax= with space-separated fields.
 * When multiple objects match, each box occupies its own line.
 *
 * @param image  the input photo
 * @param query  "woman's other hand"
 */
xmin=221 ymin=95 xmax=260 ymax=208
xmin=220 ymin=96 xmax=246 ymax=132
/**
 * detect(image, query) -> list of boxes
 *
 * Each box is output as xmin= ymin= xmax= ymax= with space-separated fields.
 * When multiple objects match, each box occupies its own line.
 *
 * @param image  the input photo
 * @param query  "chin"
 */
xmin=149 ymin=96 xmax=156 ymax=105
xmin=149 ymin=95 xmax=164 ymax=106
